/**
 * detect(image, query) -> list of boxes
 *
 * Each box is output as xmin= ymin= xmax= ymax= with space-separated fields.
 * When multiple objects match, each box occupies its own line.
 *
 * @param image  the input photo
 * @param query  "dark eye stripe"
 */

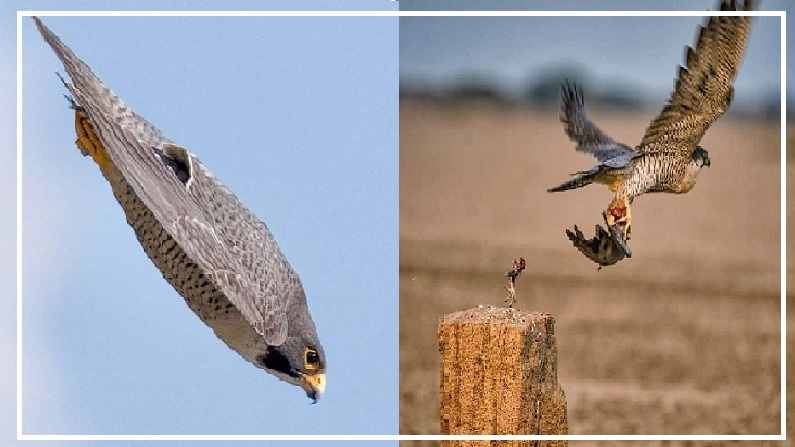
xmin=260 ymin=347 xmax=298 ymax=378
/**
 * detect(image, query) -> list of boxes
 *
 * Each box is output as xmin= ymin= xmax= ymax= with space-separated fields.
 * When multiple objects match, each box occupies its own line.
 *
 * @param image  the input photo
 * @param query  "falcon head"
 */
xmin=692 ymin=146 xmax=711 ymax=168
xmin=256 ymin=337 xmax=326 ymax=403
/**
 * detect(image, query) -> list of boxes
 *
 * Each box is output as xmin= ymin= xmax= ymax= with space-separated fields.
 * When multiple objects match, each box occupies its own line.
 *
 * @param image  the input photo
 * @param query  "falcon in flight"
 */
xmin=34 ymin=18 xmax=326 ymax=402
xmin=548 ymin=0 xmax=755 ymax=267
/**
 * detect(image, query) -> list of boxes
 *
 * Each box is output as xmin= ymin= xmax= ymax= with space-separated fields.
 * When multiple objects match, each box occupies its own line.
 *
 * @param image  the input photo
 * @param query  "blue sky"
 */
xmin=3 ymin=1 xmax=398 ymax=443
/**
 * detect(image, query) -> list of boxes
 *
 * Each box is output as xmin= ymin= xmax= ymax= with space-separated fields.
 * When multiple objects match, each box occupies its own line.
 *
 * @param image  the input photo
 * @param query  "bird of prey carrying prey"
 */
xmin=548 ymin=0 xmax=754 ymax=267
xmin=34 ymin=18 xmax=326 ymax=402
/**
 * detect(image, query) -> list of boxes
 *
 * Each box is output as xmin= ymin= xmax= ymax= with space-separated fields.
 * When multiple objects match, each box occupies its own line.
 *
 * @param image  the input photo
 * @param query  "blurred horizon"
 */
xmin=401 ymin=14 xmax=783 ymax=120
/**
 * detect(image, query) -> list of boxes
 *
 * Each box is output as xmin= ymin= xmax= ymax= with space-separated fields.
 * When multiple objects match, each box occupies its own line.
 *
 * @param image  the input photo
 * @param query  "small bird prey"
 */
xmin=34 ymin=18 xmax=326 ymax=402
xmin=565 ymin=212 xmax=629 ymax=270
xmin=548 ymin=0 xmax=754 ymax=267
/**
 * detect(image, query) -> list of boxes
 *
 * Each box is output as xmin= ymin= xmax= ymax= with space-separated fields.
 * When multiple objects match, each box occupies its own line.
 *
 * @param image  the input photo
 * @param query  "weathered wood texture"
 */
xmin=439 ymin=306 xmax=567 ymax=447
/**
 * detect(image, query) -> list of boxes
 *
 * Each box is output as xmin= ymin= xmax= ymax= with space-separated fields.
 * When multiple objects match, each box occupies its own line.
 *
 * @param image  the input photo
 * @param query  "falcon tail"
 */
xmin=33 ymin=17 xmax=92 ymax=95
xmin=34 ymin=16 xmax=171 ymax=181
xmin=547 ymin=173 xmax=594 ymax=192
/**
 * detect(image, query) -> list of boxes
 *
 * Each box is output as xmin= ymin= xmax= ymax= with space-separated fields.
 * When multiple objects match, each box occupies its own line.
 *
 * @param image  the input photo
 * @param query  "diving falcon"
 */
xmin=34 ymin=17 xmax=326 ymax=402
xmin=548 ymin=0 xmax=754 ymax=267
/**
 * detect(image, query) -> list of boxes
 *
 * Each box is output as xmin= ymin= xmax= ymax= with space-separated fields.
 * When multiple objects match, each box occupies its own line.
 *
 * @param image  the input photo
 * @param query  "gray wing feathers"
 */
xmin=170 ymin=211 xmax=290 ymax=346
xmin=183 ymin=161 xmax=296 ymax=346
xmin=34 ymin=17 xmax=295 ymax=346
xmin=559 ymin=82 xmax=634 ymax=162
xmin=601 ymin=153 xmax=634 ymax=169
xmin=582 ymin=142 xmax=633 ymax=163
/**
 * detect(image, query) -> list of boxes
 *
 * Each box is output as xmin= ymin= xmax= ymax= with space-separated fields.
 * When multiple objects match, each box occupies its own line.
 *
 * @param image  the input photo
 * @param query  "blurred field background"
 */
xmin=399 ymin=13 xmax=787 ymax=443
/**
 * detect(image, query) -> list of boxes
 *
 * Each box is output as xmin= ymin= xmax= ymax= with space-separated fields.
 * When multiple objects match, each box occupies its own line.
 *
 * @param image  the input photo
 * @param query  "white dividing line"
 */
xmin=15 ymin=9 xmax=23 ymax=442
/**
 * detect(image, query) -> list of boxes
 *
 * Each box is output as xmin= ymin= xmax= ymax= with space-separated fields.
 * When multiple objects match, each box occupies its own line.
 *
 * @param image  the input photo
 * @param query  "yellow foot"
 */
xmin=606 ymin=196 xmax=632 ymax=241
xmin=73 ymin=109 xmax=113 ymax=177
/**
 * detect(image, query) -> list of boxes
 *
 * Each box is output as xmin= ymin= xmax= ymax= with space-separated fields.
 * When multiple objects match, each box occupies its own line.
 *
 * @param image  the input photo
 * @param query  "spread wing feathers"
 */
xmin=560 ymin=81 xmax=635 ymax=162
xmin=34 ymin=17 xmax=296 ymax=346
xmin=638 ymin=0 xmax=754 ymax=156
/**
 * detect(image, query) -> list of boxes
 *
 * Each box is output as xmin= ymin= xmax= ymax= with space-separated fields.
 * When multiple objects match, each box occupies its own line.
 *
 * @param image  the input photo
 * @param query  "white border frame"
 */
xmin=16 ymin=9 xmax=786 ymax=442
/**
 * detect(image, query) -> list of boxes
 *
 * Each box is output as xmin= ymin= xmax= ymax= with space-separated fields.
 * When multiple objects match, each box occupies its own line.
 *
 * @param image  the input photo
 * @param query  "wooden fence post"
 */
xmin=438 ymin=305 xmax=568 ymax=447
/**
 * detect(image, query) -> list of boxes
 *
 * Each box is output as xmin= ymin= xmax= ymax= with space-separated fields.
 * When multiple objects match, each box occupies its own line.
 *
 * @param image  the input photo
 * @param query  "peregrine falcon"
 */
xmin=548 ymin=0 xmax=754 ymax=267
xmin=34 ymin=17 xmax=326 ymax=402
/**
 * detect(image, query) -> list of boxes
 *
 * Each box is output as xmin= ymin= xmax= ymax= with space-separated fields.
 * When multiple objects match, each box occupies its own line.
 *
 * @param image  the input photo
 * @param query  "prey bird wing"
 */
xmin=34 ymin=17 xmax=292 ymax=346
xmin=566 ymin=212 xmax=629 ymax=269
xmin=637 ymin=0 xmax=754 ymax=158
xmin=559 ymin=81 xmax=635 ymax=162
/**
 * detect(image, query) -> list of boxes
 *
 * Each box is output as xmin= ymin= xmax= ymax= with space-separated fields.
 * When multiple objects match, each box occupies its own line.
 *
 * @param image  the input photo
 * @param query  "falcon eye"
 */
xmin=304 ymin=348 xmax=320 ymax=369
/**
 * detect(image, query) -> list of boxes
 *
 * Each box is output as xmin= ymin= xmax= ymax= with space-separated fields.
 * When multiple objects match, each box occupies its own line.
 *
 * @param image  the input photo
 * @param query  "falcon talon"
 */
xmin=54 ymin=71 xmax=71 ymax=90
xmin=61 ymin=93 xmax=83 ymax=112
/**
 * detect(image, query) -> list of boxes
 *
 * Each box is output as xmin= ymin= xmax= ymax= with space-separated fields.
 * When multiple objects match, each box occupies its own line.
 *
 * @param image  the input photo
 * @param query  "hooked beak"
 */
xmin=703 ymin=157 xmax=711 ymax=168
xmin=300 ymin=372 xmax=326 ymax=404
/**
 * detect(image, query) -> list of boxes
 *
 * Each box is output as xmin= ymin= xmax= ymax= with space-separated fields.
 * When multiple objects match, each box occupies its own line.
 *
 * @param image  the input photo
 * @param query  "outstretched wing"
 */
xmin=559 ymin=81 xmax=635 ymax=162
xmin=638 ymin=0 xmax=754 ymax=156
xmin=34 ymin=17 xmax=297 ymax=346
